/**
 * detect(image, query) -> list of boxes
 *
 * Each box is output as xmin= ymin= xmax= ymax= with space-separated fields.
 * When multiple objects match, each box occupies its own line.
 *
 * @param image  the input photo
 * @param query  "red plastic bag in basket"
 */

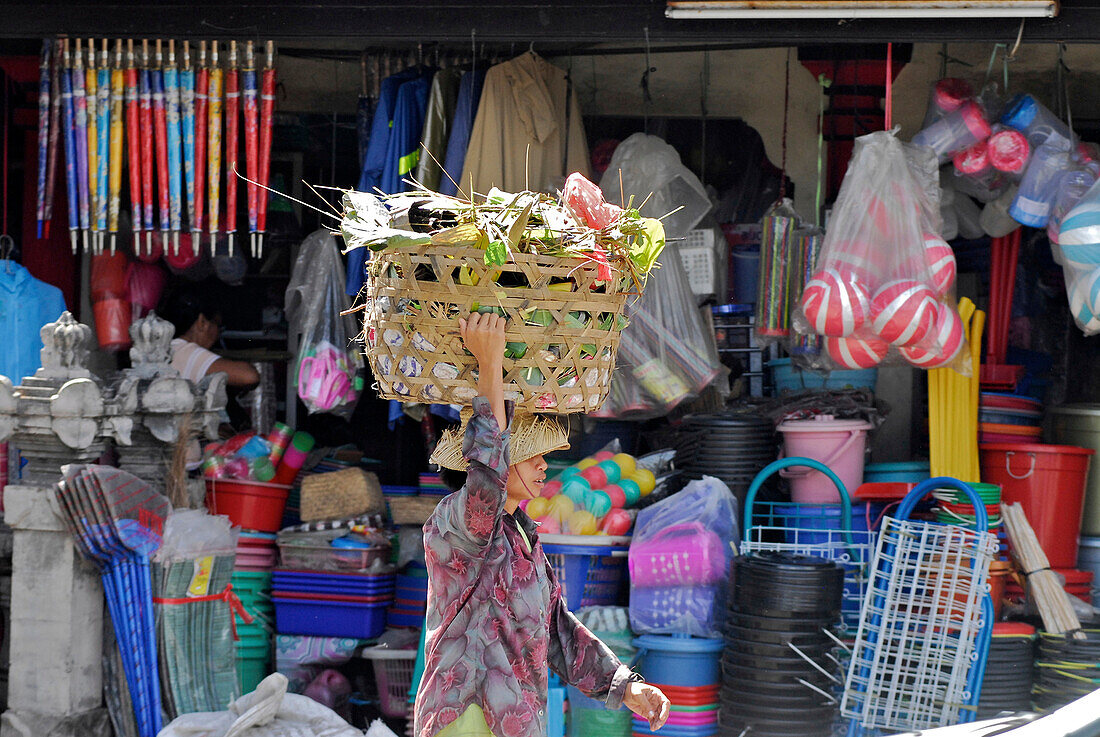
xmin=563 ymin=172 xmax=622 ymax=230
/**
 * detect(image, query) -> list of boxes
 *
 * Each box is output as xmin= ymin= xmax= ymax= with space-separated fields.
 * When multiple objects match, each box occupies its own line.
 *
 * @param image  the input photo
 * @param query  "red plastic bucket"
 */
xmin=980 ymin=443 xmax=1094 ymax=568
xmin=205 ymin=478 xmax=291 ymax=533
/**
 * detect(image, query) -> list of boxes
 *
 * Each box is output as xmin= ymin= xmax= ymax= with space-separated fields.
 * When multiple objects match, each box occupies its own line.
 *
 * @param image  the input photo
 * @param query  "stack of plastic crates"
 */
xmin=740 ymin=458 xmax=879 ymax=635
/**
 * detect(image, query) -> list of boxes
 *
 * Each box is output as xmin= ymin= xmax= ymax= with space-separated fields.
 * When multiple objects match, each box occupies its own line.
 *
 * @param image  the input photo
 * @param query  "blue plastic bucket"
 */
xmin=862 ymin=461 xmax=930 ymax=484
xmin=732 ymin=248 xmax=760 ymax=304
xmin=633 ymin=634 xmax=723 ymax=687
xmin=769 ymin=358 xmax=877 ymax=395
xmin=543 ymin=542 xmax=627 ymax=609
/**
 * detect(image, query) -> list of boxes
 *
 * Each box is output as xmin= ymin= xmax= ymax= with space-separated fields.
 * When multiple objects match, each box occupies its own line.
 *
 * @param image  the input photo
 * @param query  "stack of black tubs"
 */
xmin=977 ymin=623 xmax=1036 ymax=718
xmin=675 ymin=412 xmax=776 ymax=505
xmin=719 ymin=553 xmax=845 ymax=737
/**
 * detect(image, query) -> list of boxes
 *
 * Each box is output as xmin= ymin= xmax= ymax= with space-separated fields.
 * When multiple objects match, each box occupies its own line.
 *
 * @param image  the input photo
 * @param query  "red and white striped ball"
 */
xmin=799 ymin=267 xmax=871 ymax=337
xmin=923 ymin=235 xmax=957 ymax=298
xmin=899 ymin=302 xmax=965 ymax=368
xmin=871 ymin=279 xmax=938 ymax=346
xmin=825 ymin=336 xmax=889 ymax=369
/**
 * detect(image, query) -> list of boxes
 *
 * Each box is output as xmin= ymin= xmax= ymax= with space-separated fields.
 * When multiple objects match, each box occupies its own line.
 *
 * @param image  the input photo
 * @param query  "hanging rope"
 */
xmin=640 ymin=26 xmax=657 ymax=132
xmin=815 ymin=73 xmax=832 ymax=227
xmin=779 ymin=48 xmax=791 ymax=201
xmin=884 ymin=42 xmax=893 ymax=130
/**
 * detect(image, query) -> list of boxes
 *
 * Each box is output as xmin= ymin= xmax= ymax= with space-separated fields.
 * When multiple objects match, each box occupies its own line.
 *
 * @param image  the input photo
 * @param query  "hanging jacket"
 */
xmin=415 ymin=68 xmax=462 ymax=192
xmin=0 ymin=262 xmax=68 ymax=383
xmin=381 ymin=71 xmax=433 ymax=195
xmin=440 ymin=69 xmax=486 ymax=197
xmin=357 ymin=68 xmax=420 ymax=194
xmin=460 ymin=53 xmax=589 ymax=196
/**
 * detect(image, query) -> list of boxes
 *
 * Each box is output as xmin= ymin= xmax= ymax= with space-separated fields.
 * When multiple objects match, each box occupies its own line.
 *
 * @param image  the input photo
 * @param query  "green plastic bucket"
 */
xmin=1046 ymin=405 xmax=1100 ymax=536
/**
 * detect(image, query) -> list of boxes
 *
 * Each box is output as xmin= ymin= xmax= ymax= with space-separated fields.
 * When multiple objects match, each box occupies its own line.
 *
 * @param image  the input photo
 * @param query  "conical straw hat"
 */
xmin=430 ymin=407 xmax=569 ymax=471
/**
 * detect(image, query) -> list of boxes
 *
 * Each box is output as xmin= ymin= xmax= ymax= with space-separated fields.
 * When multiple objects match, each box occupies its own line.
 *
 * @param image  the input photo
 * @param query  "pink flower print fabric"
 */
xmin=415 ymin=398 xmax=638 ymax=737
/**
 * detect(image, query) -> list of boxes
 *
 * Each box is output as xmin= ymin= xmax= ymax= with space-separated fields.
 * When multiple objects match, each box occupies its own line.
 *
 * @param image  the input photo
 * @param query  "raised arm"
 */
xmin=425 ymin=313 xmax=511 ymax=553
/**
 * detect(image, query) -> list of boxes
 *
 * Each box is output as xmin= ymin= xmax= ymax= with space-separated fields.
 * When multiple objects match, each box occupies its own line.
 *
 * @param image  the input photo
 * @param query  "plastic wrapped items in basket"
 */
xmin=276 ymin=528 xmax=392 ymax=573
xmin=340 ymin=174 xmax=667 ymax=414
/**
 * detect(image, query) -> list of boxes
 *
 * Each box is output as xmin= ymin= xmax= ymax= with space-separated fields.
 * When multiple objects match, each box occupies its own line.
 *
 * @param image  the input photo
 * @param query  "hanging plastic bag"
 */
xmin=592 ymin=248 xmax=725 ymax=420
xmin=286 ymin=230 xmax=364 ymax=417
xmin=793 ymin=131 xmax=971 ymax=374
xmin=1054 ymin=176 xmax=1100 ymax=335
xmin=628 ymin=476 xmax=739 ymax=637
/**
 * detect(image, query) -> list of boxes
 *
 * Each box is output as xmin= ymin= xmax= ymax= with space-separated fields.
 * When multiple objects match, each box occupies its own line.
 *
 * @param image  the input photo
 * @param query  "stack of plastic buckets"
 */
xmin=980 ymin=442 xmax=1094 ymax=569
xmin=387 ymin=563 xmax=428 ymax=627
xmin=232 ymin=570 xmax=274 ymax=692
xmin=1047 ymin=405 xmax=1100 ymax=606
xmin=632 ymin=634 xmax=723 ymax=737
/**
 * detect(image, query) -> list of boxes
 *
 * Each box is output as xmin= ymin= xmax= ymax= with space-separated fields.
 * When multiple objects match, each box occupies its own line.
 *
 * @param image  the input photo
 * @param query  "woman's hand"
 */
xmin=623 ymin=682 xmax=670 ymax=731
xmin=459 ymin=312 xmax=506 ymax=369
xmin=460 ymin=312 xmax=507 ymax=430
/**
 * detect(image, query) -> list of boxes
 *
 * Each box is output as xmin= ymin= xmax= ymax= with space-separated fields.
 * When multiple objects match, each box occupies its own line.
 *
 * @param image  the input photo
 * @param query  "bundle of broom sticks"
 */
xmin=1001 ymin=502 xmax=1085 ymax=639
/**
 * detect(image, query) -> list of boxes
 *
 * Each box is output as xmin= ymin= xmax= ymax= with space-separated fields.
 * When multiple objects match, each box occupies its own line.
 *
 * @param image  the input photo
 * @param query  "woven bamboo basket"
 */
xmin=364 ymin=244 xmax=631 ymax=414
xmin=300 ymin=467 xmax=385 ymax=523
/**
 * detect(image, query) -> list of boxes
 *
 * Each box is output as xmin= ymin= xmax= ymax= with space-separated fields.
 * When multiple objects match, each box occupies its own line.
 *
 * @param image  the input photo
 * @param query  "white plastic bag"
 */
xmin=285 ymin=230 xmax=364 ymax=417
xmin=156 ymin=672 xmax=361 ymax=737
xmin=793 ymin=131 xmax=971 ymax=374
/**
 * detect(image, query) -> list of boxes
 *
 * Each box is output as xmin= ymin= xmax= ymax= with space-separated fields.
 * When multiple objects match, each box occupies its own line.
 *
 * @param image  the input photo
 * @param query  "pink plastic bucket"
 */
xmin=628 ymin=522 xmax=725 ymax=587
xmin=778 ymin=415 xmax=871 ymax=503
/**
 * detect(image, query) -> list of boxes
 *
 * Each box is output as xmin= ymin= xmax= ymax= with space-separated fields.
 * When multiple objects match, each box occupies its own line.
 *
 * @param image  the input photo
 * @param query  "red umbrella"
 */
xmin=225 ymin=41 xmax=240 ymax=255
xmin=44 ymin=39 xmax=64 ymax=240
xmin=256 ymin=40 xmax=276 ymax=257
xmin=242 ymin=41 xmax=258 ymax=257
xmin=153 ymin=40 xmax=170 ymax=246
xmin=193 ymin=41 xmax=209 ymax=246
xmin=125 ymin=41 xmax=142 ymax=249
xmin=139 ymin=41 xmax=155 ymax=255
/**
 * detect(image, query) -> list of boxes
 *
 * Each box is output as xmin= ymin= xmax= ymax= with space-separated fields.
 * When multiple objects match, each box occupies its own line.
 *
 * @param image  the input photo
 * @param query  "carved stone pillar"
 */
xmin=0 ymin=313 xmax=119 ymax=737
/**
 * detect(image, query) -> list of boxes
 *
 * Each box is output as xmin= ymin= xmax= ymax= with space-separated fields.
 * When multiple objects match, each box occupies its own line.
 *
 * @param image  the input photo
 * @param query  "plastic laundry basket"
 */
xmin=542 ymin=537 xmax=629 ymax=608
xmin=361 ymin=647 xmax=417 ymax=718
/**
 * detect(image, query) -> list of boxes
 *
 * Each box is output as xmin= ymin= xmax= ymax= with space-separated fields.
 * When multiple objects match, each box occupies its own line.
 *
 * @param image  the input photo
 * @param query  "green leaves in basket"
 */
xmin=485 ymin=239 xmax=509 ymax=267
xmin=505 ymin=342 xmax=529 ymax=360
xmin=526 ymin=309 xmax=554 ymax=328
xmin=507 ymin=201 xmax=535 ymax=250
xmin=521 ymin=367 xmax=545 ymax=387
xmin=628 ymin=216 xmax=666 ymax=274
xmin=431 ymin=223 xmax=481 ymax=246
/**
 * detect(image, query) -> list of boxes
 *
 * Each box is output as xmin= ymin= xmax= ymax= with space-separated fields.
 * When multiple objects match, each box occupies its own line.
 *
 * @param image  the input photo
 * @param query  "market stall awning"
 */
xmin=666 ymin=0 xmax=1058 ymax=18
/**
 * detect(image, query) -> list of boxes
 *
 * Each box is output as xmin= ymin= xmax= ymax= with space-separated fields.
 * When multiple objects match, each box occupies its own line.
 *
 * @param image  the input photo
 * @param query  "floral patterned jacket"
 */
xmin=415 ymin=398 xmax=637 ymax=737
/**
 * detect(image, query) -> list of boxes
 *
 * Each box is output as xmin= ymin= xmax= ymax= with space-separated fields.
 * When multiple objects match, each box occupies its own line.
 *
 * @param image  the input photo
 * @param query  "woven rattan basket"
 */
xmin=364 ymin=244 xmax=631 ymax=414
xmin=300 ymin=468 xmax=385 ymax=523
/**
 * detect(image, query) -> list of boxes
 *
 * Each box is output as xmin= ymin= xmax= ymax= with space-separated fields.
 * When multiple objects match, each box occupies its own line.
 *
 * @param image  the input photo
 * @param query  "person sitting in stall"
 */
xmin=160 ymin=288 xmax=260 ymax=387
xmin=415 ymin=312 xmax=670 ymax=737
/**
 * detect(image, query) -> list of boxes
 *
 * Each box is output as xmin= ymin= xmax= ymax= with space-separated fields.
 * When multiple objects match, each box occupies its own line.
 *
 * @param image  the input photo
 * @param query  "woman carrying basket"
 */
xmin=416 ymin=313 xmax=670 ymax=737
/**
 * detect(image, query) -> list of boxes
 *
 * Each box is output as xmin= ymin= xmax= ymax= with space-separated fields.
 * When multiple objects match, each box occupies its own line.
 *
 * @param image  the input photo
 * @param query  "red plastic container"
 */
xmin=205 ymin=478 xmax=291 ymax=533
xmin=93 ymin=298 xmax=133 ymax=351
xmin=980 ymin=443 xmax=1095 ymax=568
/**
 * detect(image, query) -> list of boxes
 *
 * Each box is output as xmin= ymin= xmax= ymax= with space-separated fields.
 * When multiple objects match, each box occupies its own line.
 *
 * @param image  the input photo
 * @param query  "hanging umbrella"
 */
xmin=85 ymin=41 xmax=100 ymax=253
xmin=96 ymin=40 xmax=111 ymax=254
xmin=180 ymin=41 xmax=196 ymax=246
xmin=164 ymin=40 xmax=183 ymax=255
xmin=35 ymin=40 xmax=51 ymax=240
xmin=108 ymin=41 xmax=124 ymax=254
xmin=207 ymin=42 xmax=223 ymax=251
xmin=256 ymin=40 xmax=276 ymax=258
xmin=194 ymin=42 xmax=210 ymax=250
xmin=225 ymin=41 xmax=240 ymax=256
xmin=242 ymin=41 xmax=258 ymax=258
xmin=153 ymin=40 xmax=170 ymax=248
xmin=61 ymin=40 xmax=80 ymax=254
xmin=125 ymin=40 xmax=142 ymax=251
xmin=139 ymin=41 xmax=155 ymax=256
xmin=73 ymin=40 xmax=90 ymax=253
xmin=44 ymin=38 xmax=64 ymax=241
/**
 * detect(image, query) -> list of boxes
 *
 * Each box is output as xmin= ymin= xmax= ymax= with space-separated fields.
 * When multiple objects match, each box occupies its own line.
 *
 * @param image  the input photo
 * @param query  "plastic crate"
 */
xmin=360 ymin=647 xmax=417 ymax=718
xmin=541 ymin=539 xmax=629 ymax=609
xmin=272 ymin=596 xmax=387 ymax=639
xmin=680 ymin=230 xmax=717 ymax=296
